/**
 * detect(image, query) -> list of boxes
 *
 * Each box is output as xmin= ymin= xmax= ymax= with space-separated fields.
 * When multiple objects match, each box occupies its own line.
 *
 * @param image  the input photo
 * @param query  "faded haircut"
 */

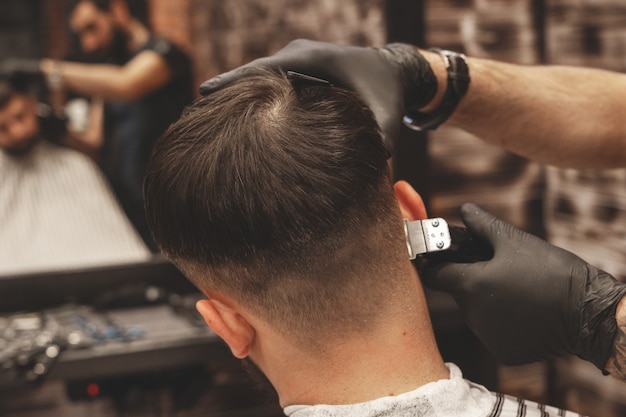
xmin=144 ymin=69 xmax=410 ymax=348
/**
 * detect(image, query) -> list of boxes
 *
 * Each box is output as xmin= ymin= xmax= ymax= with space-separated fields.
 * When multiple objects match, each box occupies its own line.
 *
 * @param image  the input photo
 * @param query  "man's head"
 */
xmin=0 ymin=79 xmax=40 ymax=154
xmin=144 ymin=70 xmax=426 ymax=355
xmin=68 ymin=0 xmax=148 ymax=61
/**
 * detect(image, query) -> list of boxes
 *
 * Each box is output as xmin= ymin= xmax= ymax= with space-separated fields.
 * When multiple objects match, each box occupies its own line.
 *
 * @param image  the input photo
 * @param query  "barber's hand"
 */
xmin=423 ymin=203 xmax=626 ymax=372
xmin=199 ymin=39 xmax=435 ymax=152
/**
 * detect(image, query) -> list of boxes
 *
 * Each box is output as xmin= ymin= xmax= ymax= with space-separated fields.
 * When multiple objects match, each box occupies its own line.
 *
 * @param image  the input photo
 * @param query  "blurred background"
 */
xmin=1 ymin=0 xmax=626 ymax=416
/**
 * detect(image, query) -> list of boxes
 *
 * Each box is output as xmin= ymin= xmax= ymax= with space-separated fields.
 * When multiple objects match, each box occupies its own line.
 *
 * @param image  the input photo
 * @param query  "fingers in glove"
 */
xmin=458 ymin=203 xmax=500 ymax=241
xmin=420 ymin=260 xmax=486 ymax=295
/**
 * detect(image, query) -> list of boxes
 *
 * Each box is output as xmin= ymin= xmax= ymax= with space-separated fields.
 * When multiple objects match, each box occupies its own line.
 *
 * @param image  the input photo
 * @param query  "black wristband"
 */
xmin=403 ymin=48 xmax=470 ymax=131
xmin=575 ymin=269 xmax=626 ymax=373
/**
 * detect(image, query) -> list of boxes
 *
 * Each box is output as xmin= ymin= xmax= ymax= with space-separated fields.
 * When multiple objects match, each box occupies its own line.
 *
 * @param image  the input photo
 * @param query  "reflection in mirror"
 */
xmin=0 ymin=78 xmax=152 ymax=276
xmin=0 ymin=139 xmax=153 ymax=275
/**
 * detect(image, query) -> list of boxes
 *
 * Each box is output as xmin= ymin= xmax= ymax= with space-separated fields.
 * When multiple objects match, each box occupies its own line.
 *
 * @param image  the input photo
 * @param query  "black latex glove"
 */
xmin=199 ymin=39 xmax=437 ymax=153
xmin=423 ymin=203 xmax=626 ymax=372
xmin=0 ymin=58 xmax=43 ymax=88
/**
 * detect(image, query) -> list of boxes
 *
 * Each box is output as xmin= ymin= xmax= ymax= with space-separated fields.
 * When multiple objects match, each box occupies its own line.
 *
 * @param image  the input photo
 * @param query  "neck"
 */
xmin=251 ymin=268 xmax=449 ymax=408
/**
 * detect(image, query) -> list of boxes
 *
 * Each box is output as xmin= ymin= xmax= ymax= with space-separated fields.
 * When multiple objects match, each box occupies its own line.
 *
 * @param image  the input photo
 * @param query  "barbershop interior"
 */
xmin=2 ymin=0 xmax=626 ymax=416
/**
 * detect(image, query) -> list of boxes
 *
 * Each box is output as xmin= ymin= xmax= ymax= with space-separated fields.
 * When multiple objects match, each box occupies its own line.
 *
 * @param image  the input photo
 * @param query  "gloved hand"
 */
xmin=199 ymin=39 xmax=437 ymax=153
xmin=423 ymin=203 xmax=626 ymax=372
xmin=0 ymin=58 xmax=43 ymax=87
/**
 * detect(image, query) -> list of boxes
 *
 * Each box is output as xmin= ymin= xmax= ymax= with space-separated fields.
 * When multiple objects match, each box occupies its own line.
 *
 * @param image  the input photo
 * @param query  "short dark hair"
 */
xmin=0 ymin=80 xmax=14 ymax=109
xmin=144 ymin=70 xmax=409 ymax=348
xmin=0 ymin=77 xmax=29 ymax=109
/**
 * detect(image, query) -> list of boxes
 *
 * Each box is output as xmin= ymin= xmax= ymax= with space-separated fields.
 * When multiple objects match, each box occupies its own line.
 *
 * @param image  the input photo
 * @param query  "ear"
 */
xmin=196 ymin=296 xmax=255 ymax=359
xmin=393 ymin=180 xmax=428 ymax=221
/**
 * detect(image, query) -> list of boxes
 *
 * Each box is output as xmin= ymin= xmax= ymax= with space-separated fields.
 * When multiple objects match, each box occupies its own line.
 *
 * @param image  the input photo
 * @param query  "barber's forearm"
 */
xmin=605 ymin=295 xmax=626 ymax=381
xmin=40 ymin=54 xmax=170 ymax=101
xmin=423 ymin=53 xmax=626 ymax=169
xmin=41 ymin=59 xmax=136 ymax=100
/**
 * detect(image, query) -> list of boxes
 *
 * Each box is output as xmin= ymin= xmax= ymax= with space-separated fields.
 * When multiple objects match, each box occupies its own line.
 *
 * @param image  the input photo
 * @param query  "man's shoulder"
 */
xmin=138 ymin=36 xmax=192 ymax=77
xmin=141 ymin=36 xmax=189 ymax=60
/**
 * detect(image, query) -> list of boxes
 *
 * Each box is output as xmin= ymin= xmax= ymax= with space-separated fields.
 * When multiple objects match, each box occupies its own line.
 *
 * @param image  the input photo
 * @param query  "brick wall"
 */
xmin=40 ymin=1 xmax=65 ymax=59
xmin=148 ymin=0 xmax=192 ymax=50
xmin=425 ymin=0 xmax=545 ymax=238
xmin=542 ymin=1 xmax=626 ymax=415
xmin=187 ymin=0 xmax=385 ymax=84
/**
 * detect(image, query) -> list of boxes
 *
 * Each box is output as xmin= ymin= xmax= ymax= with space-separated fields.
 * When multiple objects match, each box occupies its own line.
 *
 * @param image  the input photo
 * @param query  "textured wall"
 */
xmin=189 ymin=0 xmax=385 ymax=84
xmin=425 ymin=0 xmax=545 ymax=239
xmin=543 ymin=1 xmax=626 ymax=416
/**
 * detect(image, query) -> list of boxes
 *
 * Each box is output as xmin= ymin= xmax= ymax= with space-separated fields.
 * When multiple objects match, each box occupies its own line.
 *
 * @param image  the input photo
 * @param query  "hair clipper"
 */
xmin=404 ymin=218 xmax=493 ymax=264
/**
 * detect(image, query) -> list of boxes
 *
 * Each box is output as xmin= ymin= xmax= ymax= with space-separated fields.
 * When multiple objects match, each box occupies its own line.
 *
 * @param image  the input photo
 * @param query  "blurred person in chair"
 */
xmin=0 ymin=76 xmax=150 ymax=275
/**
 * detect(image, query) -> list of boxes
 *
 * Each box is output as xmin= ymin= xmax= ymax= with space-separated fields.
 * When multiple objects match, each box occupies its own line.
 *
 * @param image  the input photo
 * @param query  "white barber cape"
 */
xmin=0 ymin=141 xmax=151 ymax=274
xmin=284 ymin=363 xmax=584 ymax=417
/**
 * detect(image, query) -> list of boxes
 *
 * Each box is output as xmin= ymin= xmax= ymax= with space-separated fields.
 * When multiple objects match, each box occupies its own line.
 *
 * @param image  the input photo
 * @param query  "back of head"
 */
xmin=0 ymin=77 xmax=44 ymax=154
xmin=0 ymin=75 xmax=33 ymax=108
xmin=144 ymin=70 xmax=411 ymax=348
xmin=0 ymin=79 xmax=14 ymax=110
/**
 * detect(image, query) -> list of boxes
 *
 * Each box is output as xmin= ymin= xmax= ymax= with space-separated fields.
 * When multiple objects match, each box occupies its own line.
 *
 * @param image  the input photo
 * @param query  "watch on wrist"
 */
xmin=46 ymin=61 xmax=64 ymax=91
xmin=403 ymin=48 xmax=470 ymax=131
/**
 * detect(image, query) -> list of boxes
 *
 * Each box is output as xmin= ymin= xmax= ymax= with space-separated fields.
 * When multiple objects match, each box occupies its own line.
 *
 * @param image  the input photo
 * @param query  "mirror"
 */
xmin=0 ymin=0 xmax=389 ymax=280
xmin=0 ymin=96 xmax=154 ymax=277
xmin=0 ymin=1 xmax=156 ymax=279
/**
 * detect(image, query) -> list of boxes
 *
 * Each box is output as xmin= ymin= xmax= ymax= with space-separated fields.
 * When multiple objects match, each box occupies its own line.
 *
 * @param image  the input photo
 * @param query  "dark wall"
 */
xmin=0 ymin=1 xmax=44 ymax=59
